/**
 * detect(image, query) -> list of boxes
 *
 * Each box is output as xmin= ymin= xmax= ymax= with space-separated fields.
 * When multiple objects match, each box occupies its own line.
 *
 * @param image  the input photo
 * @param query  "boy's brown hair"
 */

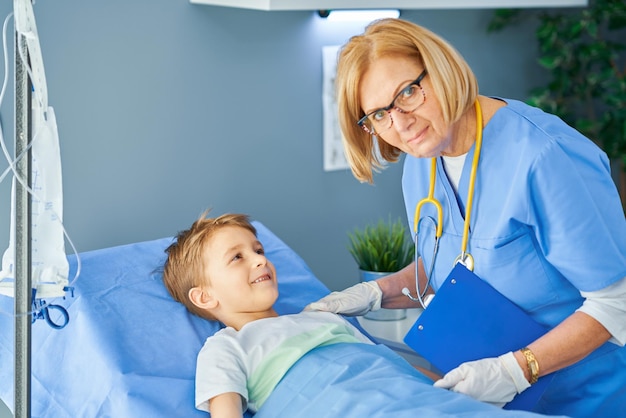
xmin=163 ymin=211 xmax=256 ymax=320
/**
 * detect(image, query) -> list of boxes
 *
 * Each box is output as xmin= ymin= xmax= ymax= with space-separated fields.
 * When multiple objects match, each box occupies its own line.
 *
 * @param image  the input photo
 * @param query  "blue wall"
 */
xmin=0 ymin=0 xmax=547 ymax=293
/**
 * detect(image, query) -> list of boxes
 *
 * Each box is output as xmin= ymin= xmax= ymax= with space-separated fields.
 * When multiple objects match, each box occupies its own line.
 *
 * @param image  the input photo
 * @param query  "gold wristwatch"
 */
xmin=520 ymin=347 xmax=539 ymax=384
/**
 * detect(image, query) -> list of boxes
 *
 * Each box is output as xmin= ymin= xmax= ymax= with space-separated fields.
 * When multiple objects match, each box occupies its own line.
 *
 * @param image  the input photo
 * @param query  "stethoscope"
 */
xmin=402 ymin=99 xmax=483 ymax=308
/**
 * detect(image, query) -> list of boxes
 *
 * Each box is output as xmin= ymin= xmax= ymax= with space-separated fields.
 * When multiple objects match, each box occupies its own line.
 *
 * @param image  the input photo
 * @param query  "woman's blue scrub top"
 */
xmin=402 ymin=99 xmax=626 ymax=417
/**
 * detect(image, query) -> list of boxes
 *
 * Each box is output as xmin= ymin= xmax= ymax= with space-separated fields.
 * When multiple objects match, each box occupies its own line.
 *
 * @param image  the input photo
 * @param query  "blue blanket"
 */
xmin=256 ymin=343 xmax=566 ymax=418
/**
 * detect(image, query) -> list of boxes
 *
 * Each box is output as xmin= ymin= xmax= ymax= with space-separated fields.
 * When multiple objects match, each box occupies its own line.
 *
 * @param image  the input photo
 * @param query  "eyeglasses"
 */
xmin=357 ymin=70 xmax=427 ymax=135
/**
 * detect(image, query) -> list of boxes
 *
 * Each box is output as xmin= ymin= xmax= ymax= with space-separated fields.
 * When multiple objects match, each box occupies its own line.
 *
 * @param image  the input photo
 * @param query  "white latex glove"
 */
xmin=303 ymin=281 xmax=382 ymax=316
xmin=433 ymin=352 xmax=531 ymax=407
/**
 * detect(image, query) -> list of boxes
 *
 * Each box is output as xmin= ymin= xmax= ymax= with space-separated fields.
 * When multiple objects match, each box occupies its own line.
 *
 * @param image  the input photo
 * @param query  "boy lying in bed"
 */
xmin=162 ymin=212 xmax=376 ymax=417
xmin=162 ymin=212 xmax=555 ymax=418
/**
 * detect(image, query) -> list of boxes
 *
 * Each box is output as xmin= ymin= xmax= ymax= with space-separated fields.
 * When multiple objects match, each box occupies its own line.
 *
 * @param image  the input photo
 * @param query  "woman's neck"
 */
xmin=444 ymin=101 xmax=477 ymax=157
xmin=443 ymin=96 xmax=506 ymax=157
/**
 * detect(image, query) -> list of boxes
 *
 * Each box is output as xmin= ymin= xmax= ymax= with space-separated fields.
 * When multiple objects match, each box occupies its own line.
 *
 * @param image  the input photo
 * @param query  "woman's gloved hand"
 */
xmin=433 ymin=352 xmax=530 ymax=407
xmin=303 ymin=281 xmax=382 ymax=316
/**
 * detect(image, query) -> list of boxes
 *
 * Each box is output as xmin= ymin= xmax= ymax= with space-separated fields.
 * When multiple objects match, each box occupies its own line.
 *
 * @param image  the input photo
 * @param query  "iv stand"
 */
xmin=14 ymin=15 xmax=33 ymax=418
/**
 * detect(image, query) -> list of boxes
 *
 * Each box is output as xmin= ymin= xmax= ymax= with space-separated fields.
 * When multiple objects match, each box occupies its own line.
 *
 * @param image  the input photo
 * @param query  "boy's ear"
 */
xmin=188 ymin=286 xmax=218 ymax=311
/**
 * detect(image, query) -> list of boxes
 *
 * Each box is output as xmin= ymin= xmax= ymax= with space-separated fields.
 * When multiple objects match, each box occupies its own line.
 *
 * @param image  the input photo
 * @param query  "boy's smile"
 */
xmin=201 ymin=225 xmax=279 ymax=327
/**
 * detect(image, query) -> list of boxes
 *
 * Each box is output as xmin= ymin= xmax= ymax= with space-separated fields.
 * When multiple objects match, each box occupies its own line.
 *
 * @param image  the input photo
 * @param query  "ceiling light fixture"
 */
xmin=318 ymin=9 xmax=400 ymax=22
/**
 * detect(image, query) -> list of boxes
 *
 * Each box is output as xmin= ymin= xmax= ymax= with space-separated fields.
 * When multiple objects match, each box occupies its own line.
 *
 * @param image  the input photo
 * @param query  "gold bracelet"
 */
xmin=520 ymin=347 xmax=539 ymax=384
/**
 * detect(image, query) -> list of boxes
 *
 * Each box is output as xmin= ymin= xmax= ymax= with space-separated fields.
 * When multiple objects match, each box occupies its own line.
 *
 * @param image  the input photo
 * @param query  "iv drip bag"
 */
xmin=0 ymin=106 xmax=69 ymax=299
xmin=0 ymin=0 xmax=69 ymax=299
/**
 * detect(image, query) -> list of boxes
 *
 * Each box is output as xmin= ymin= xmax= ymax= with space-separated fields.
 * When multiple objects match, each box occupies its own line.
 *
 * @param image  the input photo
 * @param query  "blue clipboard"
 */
xmin=404 ymin=263 xmax=553 ymax=411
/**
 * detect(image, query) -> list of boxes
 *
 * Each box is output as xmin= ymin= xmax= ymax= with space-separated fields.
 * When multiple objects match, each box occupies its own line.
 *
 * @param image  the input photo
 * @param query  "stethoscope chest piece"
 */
xmin=454 ymin=252 xmax=474 ymax=271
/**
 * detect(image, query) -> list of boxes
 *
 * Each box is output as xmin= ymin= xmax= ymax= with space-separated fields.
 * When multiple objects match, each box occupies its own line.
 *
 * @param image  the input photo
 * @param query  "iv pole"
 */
xmin=13 ymin=6 xmax=33 ymax=417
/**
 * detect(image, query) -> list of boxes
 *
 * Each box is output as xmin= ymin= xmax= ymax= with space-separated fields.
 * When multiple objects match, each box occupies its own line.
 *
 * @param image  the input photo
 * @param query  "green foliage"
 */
xmin=347 ymin=217 xmax=415 ymax=273
xmin=488 ymin=0 xmax=626 ymax=170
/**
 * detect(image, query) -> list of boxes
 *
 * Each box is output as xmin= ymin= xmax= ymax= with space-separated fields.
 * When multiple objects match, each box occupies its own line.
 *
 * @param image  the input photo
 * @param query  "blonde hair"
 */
xmin=336 ymin=18 xmax=479 ymax=183
xmin=163 ymin=211 xmax=256 ymax=320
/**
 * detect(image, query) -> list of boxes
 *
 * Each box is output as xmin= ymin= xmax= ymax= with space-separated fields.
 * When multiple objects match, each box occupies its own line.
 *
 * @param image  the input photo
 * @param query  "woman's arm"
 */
xmin=433 ymin=310 xmax=613 ymax=405
xmin=304 ymin=258 xmax=430 ymax=314
xmin=435 ymin=279 xmax=625 ymax=404
xmin=516 ymin=276 xmax=626 ymax=380
xmin=514 ymin=311 xmax=610 ymax=380
xmin=208 ymin=392 xmax=244 ymax=418
xmin=378 ymin=259 xmax=432 ymax=309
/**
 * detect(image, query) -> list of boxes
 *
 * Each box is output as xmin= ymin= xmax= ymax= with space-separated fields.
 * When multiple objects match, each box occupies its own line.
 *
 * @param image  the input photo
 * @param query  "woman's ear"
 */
xmin=189 ymin=286 xmax=218 ymax=310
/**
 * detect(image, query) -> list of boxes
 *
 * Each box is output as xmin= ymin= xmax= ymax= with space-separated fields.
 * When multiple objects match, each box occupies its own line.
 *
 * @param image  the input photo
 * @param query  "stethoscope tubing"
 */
xmin=407 ymin=99 xmax=484 ymax=307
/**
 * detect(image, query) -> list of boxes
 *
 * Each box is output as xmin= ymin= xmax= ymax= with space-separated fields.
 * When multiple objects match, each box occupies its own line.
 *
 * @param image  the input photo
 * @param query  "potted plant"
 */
xmin=488 ymin=0 xmax=626 ymax=209
xmin=348 ymin=217 xmax=415 ymax=320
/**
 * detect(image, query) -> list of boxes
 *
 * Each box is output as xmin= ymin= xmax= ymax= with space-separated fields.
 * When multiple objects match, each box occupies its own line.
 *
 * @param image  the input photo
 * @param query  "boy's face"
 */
xmin=202 ymin=226 xmax=278 ymax=317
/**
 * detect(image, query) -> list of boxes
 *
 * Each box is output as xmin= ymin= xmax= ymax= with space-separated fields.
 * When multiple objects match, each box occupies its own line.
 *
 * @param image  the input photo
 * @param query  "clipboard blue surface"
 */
xmin=404 ymin=263 xmax=553 ymax=411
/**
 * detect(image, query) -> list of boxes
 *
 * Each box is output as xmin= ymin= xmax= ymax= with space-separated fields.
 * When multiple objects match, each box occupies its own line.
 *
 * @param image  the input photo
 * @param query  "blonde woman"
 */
xmin=307 ymin=18 xmax=626 ymax=417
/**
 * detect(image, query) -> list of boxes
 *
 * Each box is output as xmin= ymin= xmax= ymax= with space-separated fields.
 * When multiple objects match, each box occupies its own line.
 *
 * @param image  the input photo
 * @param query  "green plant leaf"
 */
xmin=347 ymin=217 xmax=415 ymax=272
xmin=487 ymin=9 xmax=523 ymax=32
xmin=488 ymin=0 xmax=626 ymax=172
xmin=538 ymin=55 xmax=562 ymax=70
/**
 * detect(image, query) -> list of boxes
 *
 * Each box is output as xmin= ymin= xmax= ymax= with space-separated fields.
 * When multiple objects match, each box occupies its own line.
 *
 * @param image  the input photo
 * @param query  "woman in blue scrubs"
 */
xmin=306 ymin=18 xmax=626 ymax=417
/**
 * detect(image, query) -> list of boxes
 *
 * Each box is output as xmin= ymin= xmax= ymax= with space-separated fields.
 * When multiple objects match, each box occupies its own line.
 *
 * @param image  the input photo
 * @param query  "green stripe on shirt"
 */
xmin=247 ymin=322 xmax=363 ymax=409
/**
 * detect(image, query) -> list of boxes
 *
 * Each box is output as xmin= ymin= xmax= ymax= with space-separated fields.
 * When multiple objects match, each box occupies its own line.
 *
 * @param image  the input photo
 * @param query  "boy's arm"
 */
xmin=208 ymin=392 xmax=244 ymax=418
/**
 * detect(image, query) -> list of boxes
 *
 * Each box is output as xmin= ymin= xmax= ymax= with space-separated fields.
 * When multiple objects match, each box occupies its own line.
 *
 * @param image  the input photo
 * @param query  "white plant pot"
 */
xmin=359 ymin=270 xmax=407 ymax=321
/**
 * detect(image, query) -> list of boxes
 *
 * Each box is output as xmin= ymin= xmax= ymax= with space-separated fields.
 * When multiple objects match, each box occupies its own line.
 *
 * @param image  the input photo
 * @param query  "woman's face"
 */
xmin=359 ymin=55 xmax=454 ymax=158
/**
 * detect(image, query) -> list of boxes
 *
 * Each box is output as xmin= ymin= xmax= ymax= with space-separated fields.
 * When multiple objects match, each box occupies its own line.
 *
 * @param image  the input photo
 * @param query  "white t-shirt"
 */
xmin=195 ymin=311 xmax=373 ymax=413
xmin=442 ymin=153 xmax=466 ymax=192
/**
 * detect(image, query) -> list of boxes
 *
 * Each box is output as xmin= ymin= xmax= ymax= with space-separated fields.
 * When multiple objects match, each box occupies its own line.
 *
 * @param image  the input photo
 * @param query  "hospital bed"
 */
xmin=0 ymin=221 xmax=559 ymax=418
